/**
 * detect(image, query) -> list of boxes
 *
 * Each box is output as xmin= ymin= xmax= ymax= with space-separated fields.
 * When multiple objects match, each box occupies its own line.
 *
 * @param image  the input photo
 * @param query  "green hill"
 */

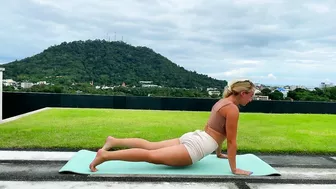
xmin=2 ymin=40 xmax=227 ymax=89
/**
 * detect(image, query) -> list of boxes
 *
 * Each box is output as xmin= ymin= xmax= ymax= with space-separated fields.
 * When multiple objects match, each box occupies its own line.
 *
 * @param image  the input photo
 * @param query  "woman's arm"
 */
xmin=221 ymin=105 xmax=239 ymax=172
xmin=216 ymin=142 xmax=223 ymax=157
xmin=219 ymin=104 xmax=252 ymax=175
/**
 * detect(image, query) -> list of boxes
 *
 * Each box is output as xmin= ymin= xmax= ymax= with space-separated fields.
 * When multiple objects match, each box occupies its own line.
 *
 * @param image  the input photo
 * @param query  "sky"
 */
xmin=0 ymin=0 xmax=335 ymax=87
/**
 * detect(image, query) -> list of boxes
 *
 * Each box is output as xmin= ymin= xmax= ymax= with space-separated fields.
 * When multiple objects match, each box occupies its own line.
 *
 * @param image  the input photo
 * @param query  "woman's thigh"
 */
xmin=149 ymin=144 xmax=192 ymax=166
xmin=148 ymin=138 xmax=180 ymax=150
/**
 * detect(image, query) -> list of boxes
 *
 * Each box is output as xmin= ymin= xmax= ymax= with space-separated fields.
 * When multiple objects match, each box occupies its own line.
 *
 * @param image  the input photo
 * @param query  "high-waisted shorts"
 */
xmin=179 ymin=130 xmax=218 ymax=164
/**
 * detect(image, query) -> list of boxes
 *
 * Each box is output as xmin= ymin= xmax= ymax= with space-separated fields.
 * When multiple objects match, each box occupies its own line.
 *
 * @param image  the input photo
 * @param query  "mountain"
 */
xmin=2 ymin=40 xmax=227 ymax=89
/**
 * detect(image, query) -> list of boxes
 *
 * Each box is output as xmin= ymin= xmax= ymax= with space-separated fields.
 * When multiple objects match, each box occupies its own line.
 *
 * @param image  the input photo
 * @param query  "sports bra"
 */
xmin=206 ymin=99 xmax=232 ymax=136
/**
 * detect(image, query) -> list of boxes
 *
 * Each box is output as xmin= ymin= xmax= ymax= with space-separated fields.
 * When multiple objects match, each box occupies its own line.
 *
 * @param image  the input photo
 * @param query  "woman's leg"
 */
xmin=102 ymin=136 xmax=180 ymax=150
xmin=89 ymin=144 xmax=192 ymax=172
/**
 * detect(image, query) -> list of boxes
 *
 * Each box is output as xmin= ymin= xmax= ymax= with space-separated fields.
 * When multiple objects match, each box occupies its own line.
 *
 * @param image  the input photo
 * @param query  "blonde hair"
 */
xmin=223 ymin=79 xmax=255 ymax=98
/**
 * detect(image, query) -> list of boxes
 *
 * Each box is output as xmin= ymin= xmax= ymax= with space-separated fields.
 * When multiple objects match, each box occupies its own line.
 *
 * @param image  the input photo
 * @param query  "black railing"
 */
xmin=3 ymin=92 xmax=336 ymax=119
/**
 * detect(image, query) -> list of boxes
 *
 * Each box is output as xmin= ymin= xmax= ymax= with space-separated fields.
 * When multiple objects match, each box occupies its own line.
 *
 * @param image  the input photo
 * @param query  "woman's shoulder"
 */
xmin=216 ymin=98 xmax=235 ymax=108
xmin=216 ymin=99 xmax=239 ymax=116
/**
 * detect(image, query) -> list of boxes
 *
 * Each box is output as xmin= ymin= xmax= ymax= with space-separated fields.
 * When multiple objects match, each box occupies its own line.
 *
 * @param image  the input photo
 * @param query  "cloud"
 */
xmin=304 ymin=3 xmax=330 ymax=13
xmin=229 ymin=60 xmax=263 ymax=66
xmin=208 ymin=67 xmax=256 ymax=80
xmin=267 ymin=74 xmax=276 ymax=80
xmin=0 ymin=0 xmax=335 ymax=86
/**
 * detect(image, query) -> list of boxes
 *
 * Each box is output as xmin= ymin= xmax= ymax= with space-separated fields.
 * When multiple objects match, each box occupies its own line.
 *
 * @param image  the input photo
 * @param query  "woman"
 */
xmin=89 ymin=79 xmax=255 ymax=176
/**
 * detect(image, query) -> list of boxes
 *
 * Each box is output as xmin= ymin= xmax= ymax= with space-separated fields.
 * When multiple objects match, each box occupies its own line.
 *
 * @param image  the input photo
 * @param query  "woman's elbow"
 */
xmin=227 ymin=139 xmax=237 ymax=146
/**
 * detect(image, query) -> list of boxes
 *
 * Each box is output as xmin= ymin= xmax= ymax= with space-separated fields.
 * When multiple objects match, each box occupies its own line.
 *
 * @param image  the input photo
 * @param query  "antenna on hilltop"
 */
xmin=114 ymin=32 xmax=116 ymax=41
xmin=106 ymin=33 xmax=110 ymax=42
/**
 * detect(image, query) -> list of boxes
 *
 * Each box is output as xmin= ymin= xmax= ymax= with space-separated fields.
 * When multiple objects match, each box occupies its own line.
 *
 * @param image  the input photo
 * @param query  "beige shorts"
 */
xmin=179 ymin=130 xmax=218 ymax=164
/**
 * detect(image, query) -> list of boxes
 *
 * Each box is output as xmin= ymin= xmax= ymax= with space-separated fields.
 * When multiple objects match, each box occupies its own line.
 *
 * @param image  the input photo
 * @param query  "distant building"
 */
xmin=3 ymin=79 xmax=16 ymax=86
xmin=254 ymin=89 xmax=262 ymax=95
xmin=292 ymin=85 xmax=307 ymax=90
xmin=142 ymin=84 xmax=159 ymax=87
xmin=99 ymin=85 xmax=114 ymax=89
xmin=206 ymin=87 xmax=218 ymax=91
xmin=207 ymin=87 xmax=221 ymax=96
xmin=139 ymin=81 xmax=153 ymax=84
xmin=21 ymin=82 xmax=34 ymax=88
xmin=139 ymin=81 xmax=160 ymax=87
xmin=37 ymin=81 xmax=47 ymax=85
xmin=208 ymin=90 xmax=221 ymax=96
xmin=253 ymin=95 xmax=269 ymax=100
xmin=320 ymin=82 xmax=334 ymax=89
xmin=275 ymin=87 xmax=288 ymax=97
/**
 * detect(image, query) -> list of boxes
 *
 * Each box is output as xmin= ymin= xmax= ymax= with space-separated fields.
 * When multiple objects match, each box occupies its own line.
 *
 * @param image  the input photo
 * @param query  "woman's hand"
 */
xmin=233 ymin=168 xmax=253 ymax=176
xmin=217 ymin=153 xmax=228 ymax=159
xmin=217 ymin=154 xmax=253 ymax=176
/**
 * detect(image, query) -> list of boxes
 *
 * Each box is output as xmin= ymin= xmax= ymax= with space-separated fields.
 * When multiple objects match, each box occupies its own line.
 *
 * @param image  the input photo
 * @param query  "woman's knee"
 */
xmin=147 ymin=151 xmax=164 ymax=164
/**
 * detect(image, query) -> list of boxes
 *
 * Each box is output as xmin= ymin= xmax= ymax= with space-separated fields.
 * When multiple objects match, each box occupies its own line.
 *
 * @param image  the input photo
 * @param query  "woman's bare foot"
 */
xmin=102 ymin=136 xmax=116 ymax=151
xmin=89 ymin=149 xmax=107 ymax=172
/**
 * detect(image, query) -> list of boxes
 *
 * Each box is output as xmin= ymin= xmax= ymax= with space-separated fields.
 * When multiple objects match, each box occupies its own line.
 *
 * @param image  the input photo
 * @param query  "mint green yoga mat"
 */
xmin=59 ymin=150 xmax=280 ymax=176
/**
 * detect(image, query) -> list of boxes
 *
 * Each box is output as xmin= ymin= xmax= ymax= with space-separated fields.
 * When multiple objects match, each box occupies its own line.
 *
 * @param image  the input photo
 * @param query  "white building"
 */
xmin=142 ymin=84 xmax=159 ymax=87
xmin=254 ymin=89 xmax=262 ymax=95
xmin=208 ymin=90 xmax=221 ymax=96
xmin=275 ymin=87 xmax=289 ymax=98
xmin=21 ymin=82 xmax=34 ymax=88
xmin=320 ymin=82 xmax=334 ymax=88
xmin=253 ymin=95 xmax=269 ymax=100
xmin=37 ymin=81 xmax=47 ymax=85
xmin=3 ymin=79 xmax=16 ymax=86
xmin=206 ymin=87 xmax=218 ymax=91
xmin=289 ymin=85 xmax=306 ymax=90
xmin=139 ymin=81 xmax=153 ymax=84
xmin=207 ymin=87 xmax=221 ymax=96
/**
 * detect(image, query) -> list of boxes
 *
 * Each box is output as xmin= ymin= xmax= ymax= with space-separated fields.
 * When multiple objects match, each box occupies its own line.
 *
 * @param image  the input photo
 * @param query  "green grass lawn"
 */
xmin=0 ymin=108 xmax=335 ymax=155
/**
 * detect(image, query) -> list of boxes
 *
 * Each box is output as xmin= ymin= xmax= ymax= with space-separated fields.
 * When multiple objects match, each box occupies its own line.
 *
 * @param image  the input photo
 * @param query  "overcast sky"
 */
xmin=1 ymin=0 xmax=335 ymax=86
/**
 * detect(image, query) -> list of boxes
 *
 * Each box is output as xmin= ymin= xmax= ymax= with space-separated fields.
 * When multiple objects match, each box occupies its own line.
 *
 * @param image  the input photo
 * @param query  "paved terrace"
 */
xmin=0 ymin=150 xmax=335 ymax=189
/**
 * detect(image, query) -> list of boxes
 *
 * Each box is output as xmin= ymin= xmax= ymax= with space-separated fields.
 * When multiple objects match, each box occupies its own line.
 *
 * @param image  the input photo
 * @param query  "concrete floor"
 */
xmin=0 ymin=181 xmax=335 ymax=189
xmin=2 ymin=181 xmax=237 ymax=189
xmin=248 ymin=183 xmax=336 ymax=189
xmin=0 ymin=151 xmax=75 ymax=161
xmin=0 ymin=150 xmax=335 ymax=189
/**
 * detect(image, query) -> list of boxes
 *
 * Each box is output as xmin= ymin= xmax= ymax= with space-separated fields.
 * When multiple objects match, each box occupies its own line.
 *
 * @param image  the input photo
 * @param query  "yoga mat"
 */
xmin=59 ymin=150 xmax=281 ymax=176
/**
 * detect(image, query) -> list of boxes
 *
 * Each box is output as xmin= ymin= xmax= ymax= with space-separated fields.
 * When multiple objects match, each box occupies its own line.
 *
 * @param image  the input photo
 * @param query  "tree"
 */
xmin=269 ymin=90 xmax=283 ymax=100
xmin=261 ymin=88 xmax=272 ymax=96
xmin=3 ymin=85 xmax=15 ymax=91
xmin=325 ymin=87 xmax=336 ymax=100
